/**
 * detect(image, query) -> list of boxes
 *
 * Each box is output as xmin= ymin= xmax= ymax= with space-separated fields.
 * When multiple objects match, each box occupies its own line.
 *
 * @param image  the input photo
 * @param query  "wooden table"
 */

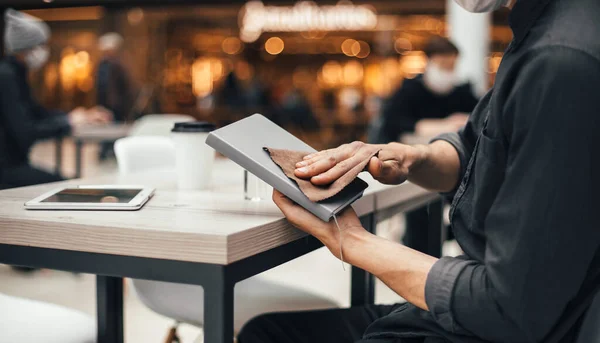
xmin=0 ymin=160 xmax=441 ymax=343
xmin=55 ymin=124 xmax=132 ymax=178
xmin=400 ymin=133 xmax=435 ymax=146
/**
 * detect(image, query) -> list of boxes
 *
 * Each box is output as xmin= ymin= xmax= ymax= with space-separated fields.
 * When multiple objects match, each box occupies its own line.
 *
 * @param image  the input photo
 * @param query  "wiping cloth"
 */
xmin=265 ymin=147 xmax=379 ymax=202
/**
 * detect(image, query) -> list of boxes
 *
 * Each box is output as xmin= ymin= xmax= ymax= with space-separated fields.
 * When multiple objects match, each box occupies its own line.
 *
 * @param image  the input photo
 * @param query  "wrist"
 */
xmin=339 ymin=228 xmax=375 ymax=265
xmin=321 ymin=222 xmax=372 ymax=261
xmin=406 ymin=144 xmax=430 ymax=177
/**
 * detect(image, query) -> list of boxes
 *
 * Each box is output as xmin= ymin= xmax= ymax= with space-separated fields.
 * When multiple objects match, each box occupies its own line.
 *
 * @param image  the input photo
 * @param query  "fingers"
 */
xmin=294 ymin=142 xmax=363 ymax=179
xmin=367 ymin=156 xmax=383 ymax=177
xmin=310 ymin=152 xmax=370 ymax=186
xmin=272 ymin=189 xmax=294 ymax=208
xmin=296 ymin=149 xmax=333 ymax=169
xmin=294 ymin=154 xmax=340 ymax=181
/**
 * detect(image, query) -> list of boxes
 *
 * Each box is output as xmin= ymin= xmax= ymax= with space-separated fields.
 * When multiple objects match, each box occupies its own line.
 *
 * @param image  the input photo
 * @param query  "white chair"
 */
xmin=114 ymin=136 xmax=339 ymax=333
xmin=114 ymin=136 xmax=176 ymax=175
xmin=129 ymin=114 xmax=194 ymax=137
xmin=0 ymin=292 xmax=95 ymax=343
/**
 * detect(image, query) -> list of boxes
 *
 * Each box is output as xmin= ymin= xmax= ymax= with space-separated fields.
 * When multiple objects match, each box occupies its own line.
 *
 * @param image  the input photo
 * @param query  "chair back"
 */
xmin=114 ymin=136 xmax=176 ymax=175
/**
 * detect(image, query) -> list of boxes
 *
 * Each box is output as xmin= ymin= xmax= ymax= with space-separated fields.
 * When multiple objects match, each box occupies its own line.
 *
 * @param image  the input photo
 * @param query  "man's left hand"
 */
xmin=272 ymin=189 xmax=366 ymax=259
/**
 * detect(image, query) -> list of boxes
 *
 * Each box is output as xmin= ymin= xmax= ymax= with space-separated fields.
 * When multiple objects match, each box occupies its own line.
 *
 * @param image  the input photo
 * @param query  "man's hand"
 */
xmin=294 ymin=141 xmax=427 ymax=186
xmin=67 ymin=107 xmax=88 ymax=127
xmin=272 ymin=189 xmax=366 ymax=259
xmin=86 ymin=106 xmax=113 ymax=124
xmin=272 ymin=189 xmax=436 ymax=311
xmin=67 ymin=106 xmax=113 ymax=127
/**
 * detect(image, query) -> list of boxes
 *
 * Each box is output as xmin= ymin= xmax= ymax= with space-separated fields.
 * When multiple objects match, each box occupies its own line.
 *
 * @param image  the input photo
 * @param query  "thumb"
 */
xmin=367 ymin=156 xmax=383 ymax=178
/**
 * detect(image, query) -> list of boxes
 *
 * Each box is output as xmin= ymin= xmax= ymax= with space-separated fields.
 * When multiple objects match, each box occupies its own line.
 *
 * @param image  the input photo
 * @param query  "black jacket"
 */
xmin=360 ymin=0 xmax=600 ymax=342
xmin=377 ymin=76 xmax=478 ymax=143
xmin=0 ymin=56 xmax=71 ymax=167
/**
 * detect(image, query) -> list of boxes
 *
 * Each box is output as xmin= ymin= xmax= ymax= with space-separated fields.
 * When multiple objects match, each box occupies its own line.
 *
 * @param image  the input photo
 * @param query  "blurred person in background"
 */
xmin=281 ymin=87 xmax=320 ymax=131
xmin=96 ymin=32 xmax=134 ymax=160
xmin=0 ymin=9 xmax=111 ymax=190
xmin=96 ymin=32 xmax=133 ymax=123
xmin=218 ymin=71 xmax=246 ymax=109
xmin=369 ymin=36 xmax=479 ymax=144
xmin=370 ymin=36 xmax=480 ymax=254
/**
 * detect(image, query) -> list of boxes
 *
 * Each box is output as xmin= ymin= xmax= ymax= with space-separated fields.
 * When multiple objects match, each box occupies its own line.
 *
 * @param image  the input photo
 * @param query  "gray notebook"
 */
xmin=205 ymin=114 xmax=368 ymax=222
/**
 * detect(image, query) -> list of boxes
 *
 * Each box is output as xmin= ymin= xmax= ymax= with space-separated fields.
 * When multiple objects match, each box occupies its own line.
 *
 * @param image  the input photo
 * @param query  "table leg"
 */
xmin=204 ymin=270 xmax=234 ymax=343
xmin=350 ymin=214 xmax=376 ymax=306
xmin=426 ymin=200 xmax=444 ymax=258
xmin=75 ymin=140 xmax=83 ymax=179
xmin=55 ymin=137 xmax=63 ymax=176
xmin=96 ymin=276 xmax=124 ymax=343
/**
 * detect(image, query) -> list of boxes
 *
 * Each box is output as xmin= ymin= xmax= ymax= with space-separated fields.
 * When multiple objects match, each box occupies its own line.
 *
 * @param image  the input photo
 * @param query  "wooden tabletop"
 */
xmin=72 ymin=124 xmax=132 ymax=142
xmin=0 ymin=160 xmax=435 ymax=265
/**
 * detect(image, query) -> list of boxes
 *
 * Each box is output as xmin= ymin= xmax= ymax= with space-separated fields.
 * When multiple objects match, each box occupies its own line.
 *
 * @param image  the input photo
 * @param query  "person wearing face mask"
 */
xmin=239 ymin=0 xmax=600 ymax=342
xmin=370 ymin=37 xmax=479 ymax=256
xmin=370 ymin=36 xmax=479 ymax=145
xmin=0 ymin=9 xmax=111 ymax=191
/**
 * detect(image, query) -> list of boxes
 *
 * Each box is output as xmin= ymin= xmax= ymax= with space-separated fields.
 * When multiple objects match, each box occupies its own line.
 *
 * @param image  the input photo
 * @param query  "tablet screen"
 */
xmin=41 ymin=188 xmax=143 ymax=204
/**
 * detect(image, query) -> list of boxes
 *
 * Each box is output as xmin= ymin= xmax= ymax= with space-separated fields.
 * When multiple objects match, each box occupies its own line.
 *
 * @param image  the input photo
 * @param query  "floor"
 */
xmin=0 ymin=139 xmax=460 ymax=343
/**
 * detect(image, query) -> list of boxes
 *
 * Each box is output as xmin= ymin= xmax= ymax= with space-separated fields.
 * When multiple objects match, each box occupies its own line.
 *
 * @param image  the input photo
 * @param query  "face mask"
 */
xmin=423 ymin=63 xmax=456 ymax=95
xmin=24 ymin=46 xmax=50 ymax=71
xmin=453 ymin=0 xmax=512 ymax=13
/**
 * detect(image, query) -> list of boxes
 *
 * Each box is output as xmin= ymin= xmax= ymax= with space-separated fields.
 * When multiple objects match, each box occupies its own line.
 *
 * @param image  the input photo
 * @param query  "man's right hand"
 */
xmin=294 ymin=141 xmax=427 ymax=186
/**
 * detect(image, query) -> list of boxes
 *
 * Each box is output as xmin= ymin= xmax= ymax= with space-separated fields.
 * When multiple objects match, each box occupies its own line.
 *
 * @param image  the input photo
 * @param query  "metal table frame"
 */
xmin=54 ymin=125 xmax=131 ymax=178
xmin=0 ymin=200 xmax=443 ymax=343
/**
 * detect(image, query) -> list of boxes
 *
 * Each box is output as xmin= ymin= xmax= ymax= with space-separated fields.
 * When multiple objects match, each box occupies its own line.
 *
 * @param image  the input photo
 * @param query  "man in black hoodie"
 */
xmin=0 ymin=9 xmax=110 ymax=190
xmin=240 ymin=0 xmax=600 ymax=342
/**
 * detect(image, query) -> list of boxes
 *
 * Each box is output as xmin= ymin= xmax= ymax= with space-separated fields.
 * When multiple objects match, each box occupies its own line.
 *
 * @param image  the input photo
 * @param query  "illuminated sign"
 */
xmin=239 ymin=1 xmax=378 ymax=42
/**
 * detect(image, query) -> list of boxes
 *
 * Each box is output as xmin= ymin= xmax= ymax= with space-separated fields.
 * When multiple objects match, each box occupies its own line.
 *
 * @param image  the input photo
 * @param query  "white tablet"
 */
xmin=24 ymin=185 xmax=155 ymax=211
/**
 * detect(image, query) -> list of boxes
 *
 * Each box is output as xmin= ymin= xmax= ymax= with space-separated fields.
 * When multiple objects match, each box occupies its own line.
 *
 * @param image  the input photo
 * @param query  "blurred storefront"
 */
xmin=12 ymin=1 xmax=512 ymax=149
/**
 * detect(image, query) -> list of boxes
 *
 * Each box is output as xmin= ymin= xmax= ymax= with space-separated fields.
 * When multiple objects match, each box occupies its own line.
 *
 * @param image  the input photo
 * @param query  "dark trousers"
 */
xmin=237 ymin=303 xmax=448 ymax=343
xmin=0 ymin=164 xmax=63 ymax=190
xmin=238 ymin=304 xmax=397 ymax=343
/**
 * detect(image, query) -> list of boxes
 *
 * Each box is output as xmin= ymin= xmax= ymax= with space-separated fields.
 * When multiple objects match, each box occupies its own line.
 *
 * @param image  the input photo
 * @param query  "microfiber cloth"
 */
xmin=265 ymin=147 xmax=379 ymax=202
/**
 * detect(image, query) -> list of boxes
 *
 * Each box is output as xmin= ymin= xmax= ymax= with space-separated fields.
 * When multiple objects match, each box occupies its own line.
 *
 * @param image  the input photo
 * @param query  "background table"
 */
xmin=0 ymin=160 xmax=441 ymax=343
xmin=55 ymin=124 xmax=131 ymax=178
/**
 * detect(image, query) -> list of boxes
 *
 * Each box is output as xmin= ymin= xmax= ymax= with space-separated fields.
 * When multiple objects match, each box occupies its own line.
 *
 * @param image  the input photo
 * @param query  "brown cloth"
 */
xmin=265 ymin=147 xmax=379 ymax=202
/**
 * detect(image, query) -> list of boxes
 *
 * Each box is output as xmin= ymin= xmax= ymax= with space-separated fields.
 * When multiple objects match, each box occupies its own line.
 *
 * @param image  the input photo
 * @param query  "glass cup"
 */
xmin=244 ymin=170 xmax=272 ymax=201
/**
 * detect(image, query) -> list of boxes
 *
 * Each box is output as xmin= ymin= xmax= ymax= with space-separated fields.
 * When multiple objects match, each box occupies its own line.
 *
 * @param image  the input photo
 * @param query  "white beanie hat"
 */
xmin=4 ymin=9 xmax=50 ymax=53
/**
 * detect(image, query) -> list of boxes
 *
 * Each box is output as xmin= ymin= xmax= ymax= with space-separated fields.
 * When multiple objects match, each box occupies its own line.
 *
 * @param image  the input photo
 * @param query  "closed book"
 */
xmin=205 ymin=114 xmax=367 ymax=222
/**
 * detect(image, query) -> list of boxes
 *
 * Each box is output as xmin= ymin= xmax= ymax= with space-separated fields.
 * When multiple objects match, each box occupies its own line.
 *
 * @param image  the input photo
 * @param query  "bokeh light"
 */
xmin=191 ymin=58 xmax=213 ymax=97
xmin=399 ymin=51 xmax=426 ymax=78
xmin=222 ymin=37 xmax=243 ymax=55
xmin=265 ymin=37 xmax=285 ymax=55
xmin=394 ymin=38 xmax=413 ymax=55
xmin=341 ymin=39 xmax=358 ymax=57
xmin=127 ymin=8 xmax=144 ymax=25
xmin=487 ymin=53 xmax=503 ymax=74
xmin=356 ymin=41 xmax=370 ymax=59
xmin=343 ymin=61 xmax=364 ymax=85
xmin=321 ymin=61 xmax=343 ymax=86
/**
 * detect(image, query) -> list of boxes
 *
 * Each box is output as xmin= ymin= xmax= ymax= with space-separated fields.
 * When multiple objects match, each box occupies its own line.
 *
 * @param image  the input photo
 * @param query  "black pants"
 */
xmin=238 ymin=304 xmax=399 ymax=343
xmin=0 ymin=164 xmax=63 ymax=190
